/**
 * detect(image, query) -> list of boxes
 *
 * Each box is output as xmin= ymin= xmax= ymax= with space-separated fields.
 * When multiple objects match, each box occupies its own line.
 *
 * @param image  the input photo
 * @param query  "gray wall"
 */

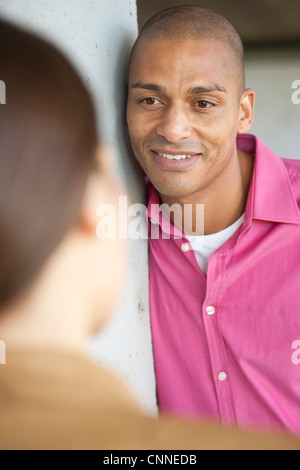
xmin=0 ymin=0 xmax=157 ymax=415
xmin=245 ymin=47 xmax=300 ymax=159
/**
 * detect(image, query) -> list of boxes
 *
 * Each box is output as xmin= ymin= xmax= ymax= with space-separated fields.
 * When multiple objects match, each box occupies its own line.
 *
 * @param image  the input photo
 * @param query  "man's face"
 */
xmin=127 ymin=38 xmax=251 ymax=201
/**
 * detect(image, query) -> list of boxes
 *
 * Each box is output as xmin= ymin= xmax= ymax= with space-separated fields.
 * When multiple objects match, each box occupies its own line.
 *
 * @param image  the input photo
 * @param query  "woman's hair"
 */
xmin=0 ymin=19 xmax=99 ymax=308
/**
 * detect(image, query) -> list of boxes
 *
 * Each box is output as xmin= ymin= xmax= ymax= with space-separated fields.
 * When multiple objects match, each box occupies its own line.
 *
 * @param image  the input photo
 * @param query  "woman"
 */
xmin=0 ymin=19 xmax=298 ymax=450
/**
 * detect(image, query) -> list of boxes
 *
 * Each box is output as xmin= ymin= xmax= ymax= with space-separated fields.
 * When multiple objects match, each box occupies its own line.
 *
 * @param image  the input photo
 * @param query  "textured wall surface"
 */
xmin=245 ymin=48 xmax=300 ymax=159
xmin=0 ymin=0 xmax=157 ymax=414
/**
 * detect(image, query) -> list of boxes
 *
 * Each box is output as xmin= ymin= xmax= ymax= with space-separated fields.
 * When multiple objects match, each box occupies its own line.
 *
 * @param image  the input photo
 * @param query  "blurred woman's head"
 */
xmin=0 ymin=20 xmax=124 ymax=349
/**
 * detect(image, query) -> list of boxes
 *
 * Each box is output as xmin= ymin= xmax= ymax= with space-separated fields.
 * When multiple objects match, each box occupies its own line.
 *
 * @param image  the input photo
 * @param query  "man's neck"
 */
xmin=160 ymin=150 xmax=254 ymax=236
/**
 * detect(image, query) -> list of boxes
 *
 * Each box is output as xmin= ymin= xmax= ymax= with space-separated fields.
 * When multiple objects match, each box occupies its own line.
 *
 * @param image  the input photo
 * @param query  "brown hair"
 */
xmin=0 ymin=19 xmax=99 ymax=308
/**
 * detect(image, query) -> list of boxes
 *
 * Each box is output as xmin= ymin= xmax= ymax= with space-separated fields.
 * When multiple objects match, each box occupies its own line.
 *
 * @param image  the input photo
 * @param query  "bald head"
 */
xmin=130 ymin=5 xmax=245 ymax=96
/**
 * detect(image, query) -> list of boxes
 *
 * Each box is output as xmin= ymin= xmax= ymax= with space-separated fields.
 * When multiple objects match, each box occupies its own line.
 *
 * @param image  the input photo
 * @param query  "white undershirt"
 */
xmin=186 ymin=214 xmax=245 ymax=276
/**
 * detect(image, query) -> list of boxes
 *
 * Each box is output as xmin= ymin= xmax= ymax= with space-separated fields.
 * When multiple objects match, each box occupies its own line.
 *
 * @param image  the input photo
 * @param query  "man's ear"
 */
xmin=238 ymin=88 xmax=255 ymax=135
xmin=78 ymin=145 xmax=116 ymax=234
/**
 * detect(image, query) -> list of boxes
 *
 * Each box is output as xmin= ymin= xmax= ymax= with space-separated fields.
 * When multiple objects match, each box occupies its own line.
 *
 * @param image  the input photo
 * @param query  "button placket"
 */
xmin=181 ymin=242 xmax=190 ymax=252
xmin=202 ymin=251 xmax=236 ymax=423
xmin=218 ymin=372 xmax=228 ymax=382
xmin=206 ymin=306 xmax=216 ymax=316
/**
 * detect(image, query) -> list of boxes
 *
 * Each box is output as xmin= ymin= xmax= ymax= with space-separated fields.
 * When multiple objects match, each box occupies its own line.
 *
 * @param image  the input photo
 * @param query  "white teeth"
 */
xmin=158 ymin=152 xmax=194 ymax=160
xmin=174 ymin=155 xmax=186 ymax=160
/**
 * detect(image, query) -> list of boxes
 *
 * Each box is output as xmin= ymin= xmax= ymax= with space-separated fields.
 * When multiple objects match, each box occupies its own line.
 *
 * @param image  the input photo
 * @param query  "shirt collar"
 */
xmin=238 ymin=134 xmax=300 ymax=226
xmin=145 ymin=178 xmax=184 ymax=237
xmin=145 ymin=134 xmax=300 ymax=232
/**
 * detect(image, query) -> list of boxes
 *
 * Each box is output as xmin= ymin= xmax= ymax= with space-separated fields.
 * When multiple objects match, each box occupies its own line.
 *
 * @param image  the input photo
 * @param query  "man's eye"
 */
xmin=141 ymin=98 xmax=160 ymax=106
xmin=195 ymin=100 xmax=214 ymax=109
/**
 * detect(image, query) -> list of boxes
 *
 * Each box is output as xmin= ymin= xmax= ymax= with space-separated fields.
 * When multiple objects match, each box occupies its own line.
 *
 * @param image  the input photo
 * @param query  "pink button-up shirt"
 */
xmin=146 ymin=134 xmax=300 ymax=434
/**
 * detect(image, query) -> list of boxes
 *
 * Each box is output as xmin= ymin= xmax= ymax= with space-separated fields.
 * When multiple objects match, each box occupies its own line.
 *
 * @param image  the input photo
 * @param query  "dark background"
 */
xmin=137 ymin=0 xmax=300 ymax=47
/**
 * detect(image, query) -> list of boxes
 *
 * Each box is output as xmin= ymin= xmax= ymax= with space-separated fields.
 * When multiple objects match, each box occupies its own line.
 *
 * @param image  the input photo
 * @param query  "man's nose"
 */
xmin=156 ymin=105 xmax=192 ymax=143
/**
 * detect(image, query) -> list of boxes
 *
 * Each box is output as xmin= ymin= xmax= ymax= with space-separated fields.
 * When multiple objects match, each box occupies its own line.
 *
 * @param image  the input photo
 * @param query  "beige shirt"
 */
xmin=0 ymin=349 xmax=299 ymax=450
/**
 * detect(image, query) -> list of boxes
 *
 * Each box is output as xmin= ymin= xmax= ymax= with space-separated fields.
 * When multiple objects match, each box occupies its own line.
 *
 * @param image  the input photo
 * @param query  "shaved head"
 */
xmin=127 ymin=4 xmax=255 ymax=225
xmin=130 ymin=5 xmax=245 ymax=96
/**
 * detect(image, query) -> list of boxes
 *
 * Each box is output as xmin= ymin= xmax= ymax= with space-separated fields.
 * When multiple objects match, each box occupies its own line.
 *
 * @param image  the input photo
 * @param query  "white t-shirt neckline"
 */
xmin=186 ymin=214 xmax=245 ymax=276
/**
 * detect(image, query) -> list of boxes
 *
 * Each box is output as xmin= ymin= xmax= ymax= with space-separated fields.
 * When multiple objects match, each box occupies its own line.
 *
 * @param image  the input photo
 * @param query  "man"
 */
xmin=127 ymin=5 xmax=300 ymax=434
xmin=3 ymin=17 xmax=299 ymax=451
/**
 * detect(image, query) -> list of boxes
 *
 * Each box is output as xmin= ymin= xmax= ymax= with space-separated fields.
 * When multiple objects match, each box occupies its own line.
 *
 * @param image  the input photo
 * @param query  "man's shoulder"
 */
xmin=281 ymin=158 xmax=300 ymax=206
xmin=282 ymin=157 xmax=300 ymax=177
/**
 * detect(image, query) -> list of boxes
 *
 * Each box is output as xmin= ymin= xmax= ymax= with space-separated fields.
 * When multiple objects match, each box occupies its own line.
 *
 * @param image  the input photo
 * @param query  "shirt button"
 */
xmin=218 ymin=372 xmax=228 ymax=382
xmin=150 ymin=219 xmax=158 ymax=225
xmin=206 ymin=306 xmax=215 ymax=316
xmin=181 ymin=243 xmax=189 ymax=252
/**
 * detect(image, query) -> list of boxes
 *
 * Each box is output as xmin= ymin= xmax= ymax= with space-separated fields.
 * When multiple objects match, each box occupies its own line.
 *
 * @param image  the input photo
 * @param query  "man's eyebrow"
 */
xmin=188 ymin=85 xmax=227 ymax=94
xmin=131 ymin=82 xmax=165 ymax=93
xmin=131 ymin=82 xmax=227 ymax=94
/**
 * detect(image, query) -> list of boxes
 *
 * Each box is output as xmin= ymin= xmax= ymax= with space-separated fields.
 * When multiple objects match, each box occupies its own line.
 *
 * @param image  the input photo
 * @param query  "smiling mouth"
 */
xmin=156 ymin=152 xmax=197 ymax=160
xmin=152 ymin=150 xmax=201 ymax=160
xmin=151 ymin=150 xmax=201 ymax=170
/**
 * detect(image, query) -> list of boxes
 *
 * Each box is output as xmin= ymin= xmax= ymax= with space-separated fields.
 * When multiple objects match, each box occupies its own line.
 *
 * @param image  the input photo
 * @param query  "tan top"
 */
xmin=0 ymin=349 xmax=299 ymax=450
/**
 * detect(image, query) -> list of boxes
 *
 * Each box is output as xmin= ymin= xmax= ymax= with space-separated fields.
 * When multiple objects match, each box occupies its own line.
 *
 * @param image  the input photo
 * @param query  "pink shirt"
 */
xmin=146 ymin=134 xmax=300 ymax=434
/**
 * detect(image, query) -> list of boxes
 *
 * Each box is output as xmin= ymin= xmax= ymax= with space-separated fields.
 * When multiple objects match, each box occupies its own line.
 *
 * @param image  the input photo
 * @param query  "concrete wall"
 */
xmin=245 ymin=47 xmax=300 ymax=160
xmin=0 ymin=0 xmax=157 ymax=415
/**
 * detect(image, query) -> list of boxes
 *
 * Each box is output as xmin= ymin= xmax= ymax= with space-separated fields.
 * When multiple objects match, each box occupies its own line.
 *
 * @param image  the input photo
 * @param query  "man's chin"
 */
xmin=154 ymin=183 xmax=197 ymax=201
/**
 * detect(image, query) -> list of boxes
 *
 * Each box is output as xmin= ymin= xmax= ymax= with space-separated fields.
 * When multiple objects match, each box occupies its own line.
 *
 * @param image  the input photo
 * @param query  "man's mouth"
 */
xmin=151 ymin=150 xmax=201 ymax=170
xmin=156 ymin=152 xmax=196 ymax=161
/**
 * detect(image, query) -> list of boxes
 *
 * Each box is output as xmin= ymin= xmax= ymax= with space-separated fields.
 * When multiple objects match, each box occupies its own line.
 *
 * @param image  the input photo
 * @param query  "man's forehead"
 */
xmin=131 ymin=36 xmax=231 ymax=60
xmin=129 ymin=38 xmax=233 ymax=88
xmin=130 ymin=37 xmax=232 ymax=71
